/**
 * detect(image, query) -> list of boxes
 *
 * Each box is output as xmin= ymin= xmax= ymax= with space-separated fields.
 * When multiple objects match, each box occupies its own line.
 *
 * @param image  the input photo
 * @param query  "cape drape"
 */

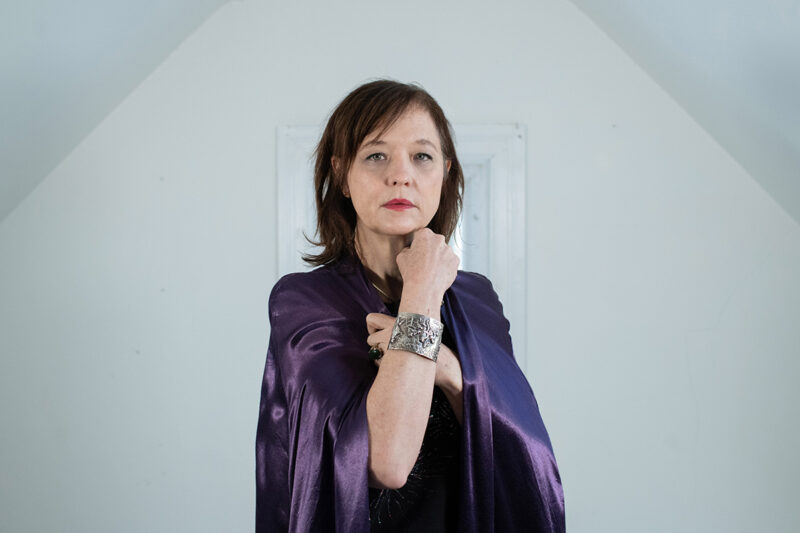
xmin=255 ymin=255 xmax=565 ymax=532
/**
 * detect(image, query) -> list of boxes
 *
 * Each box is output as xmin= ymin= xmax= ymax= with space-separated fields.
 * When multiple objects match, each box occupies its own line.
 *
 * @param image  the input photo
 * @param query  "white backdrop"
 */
xmin=1 ymin=0 xmax=799 ymax=531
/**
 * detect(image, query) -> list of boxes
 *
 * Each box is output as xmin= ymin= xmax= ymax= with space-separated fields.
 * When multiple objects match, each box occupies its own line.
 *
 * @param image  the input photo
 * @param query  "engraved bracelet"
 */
xmin=387 ymin=312 xmax=444 ymax=362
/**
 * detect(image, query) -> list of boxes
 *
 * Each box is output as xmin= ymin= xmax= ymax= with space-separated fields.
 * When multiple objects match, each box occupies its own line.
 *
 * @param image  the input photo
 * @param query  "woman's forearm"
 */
xmin=366 ymin=287 xmax=442 ymax=490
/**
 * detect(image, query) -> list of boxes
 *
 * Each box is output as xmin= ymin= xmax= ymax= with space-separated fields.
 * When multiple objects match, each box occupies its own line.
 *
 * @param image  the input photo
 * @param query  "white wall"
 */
xmin=1 ymin=0 xmax=798 ymax=531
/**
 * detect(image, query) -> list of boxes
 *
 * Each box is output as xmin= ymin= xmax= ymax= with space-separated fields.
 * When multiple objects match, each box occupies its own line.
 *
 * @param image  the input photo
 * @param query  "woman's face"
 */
xmin=344 ymin=106 xmax=450 ymax=241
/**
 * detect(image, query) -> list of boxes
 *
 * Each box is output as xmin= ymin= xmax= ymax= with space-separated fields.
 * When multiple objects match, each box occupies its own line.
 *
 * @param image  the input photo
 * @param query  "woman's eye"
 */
xmin=366 ymin=153 xmax=385 ymax=161
xmin=415 ymin=153 xmax=433 ymax=161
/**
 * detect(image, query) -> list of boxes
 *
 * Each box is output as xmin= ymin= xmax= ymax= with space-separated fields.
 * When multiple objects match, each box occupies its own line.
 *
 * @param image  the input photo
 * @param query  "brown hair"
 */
xmin=303 ymin=79 xmax=464 ymax=267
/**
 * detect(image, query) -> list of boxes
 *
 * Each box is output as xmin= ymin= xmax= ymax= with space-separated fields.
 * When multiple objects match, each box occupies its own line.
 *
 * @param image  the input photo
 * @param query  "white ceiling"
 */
xmin=569 ymin=0 xmax=800 ymax=224
xmin=0 ymin=0 xmax=228 ymax=222
xmin=1 ymin=1 xmax=797 ymax=224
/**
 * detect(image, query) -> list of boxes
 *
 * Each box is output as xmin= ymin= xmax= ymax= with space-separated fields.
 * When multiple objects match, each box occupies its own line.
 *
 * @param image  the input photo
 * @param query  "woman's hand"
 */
xmin=396 ymin=228 xmax=459 ymax=309
xmin=366 ymin=312 xmax=394 ymax=362
xmin=366 ymin=312 xmax=462 ymax=392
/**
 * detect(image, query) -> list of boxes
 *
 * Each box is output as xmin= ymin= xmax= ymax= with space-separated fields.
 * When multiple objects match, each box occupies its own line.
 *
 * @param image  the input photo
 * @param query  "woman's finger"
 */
xmin=366 ymin=312 xmax=395 ymax=335
xmin=366 ymin=333 xmax=389 ymax=348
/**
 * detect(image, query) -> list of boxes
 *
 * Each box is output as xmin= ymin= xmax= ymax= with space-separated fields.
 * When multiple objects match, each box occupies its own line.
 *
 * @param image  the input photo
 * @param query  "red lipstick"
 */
xmin=382 ymin=198 xmax=415 ymax=211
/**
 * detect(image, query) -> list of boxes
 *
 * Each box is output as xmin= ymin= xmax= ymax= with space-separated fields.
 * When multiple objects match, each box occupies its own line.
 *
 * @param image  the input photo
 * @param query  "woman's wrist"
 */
xmin=398 ymin=283 xmax=444 ymax=321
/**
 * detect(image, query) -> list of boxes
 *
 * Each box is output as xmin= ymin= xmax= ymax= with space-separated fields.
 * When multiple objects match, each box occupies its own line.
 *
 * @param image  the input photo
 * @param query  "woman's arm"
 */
xmin=365 ymin=323 xmax=463 ymax=490
xmin=366 ymin=286 xmax=441 ymax=490
xmin=365 ymin=228 xmax=459 ymax=490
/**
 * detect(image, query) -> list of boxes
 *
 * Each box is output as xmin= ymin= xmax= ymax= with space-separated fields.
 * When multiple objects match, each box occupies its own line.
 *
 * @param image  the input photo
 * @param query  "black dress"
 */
xmin=368 ymin=301 xmax=461 ymax=532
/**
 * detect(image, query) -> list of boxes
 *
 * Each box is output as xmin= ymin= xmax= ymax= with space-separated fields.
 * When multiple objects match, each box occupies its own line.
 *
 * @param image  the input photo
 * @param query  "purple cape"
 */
xmin=256 ymin=255 xmax=565 ymax=532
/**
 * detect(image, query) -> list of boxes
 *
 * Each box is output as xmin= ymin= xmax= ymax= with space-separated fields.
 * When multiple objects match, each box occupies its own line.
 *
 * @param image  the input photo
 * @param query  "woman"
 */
xmin=256 ymin=80 xmax=564 ymax=532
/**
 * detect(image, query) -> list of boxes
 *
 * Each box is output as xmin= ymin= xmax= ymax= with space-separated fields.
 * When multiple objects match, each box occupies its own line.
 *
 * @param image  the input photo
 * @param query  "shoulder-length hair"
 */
xmin=303 ymin=79 xmax=464 ymax=267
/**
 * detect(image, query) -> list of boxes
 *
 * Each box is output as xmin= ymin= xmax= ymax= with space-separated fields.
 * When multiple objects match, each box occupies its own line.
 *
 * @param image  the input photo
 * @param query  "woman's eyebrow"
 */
xmin=360 ymin=139 xmax=385 ymax=149
xmin=359 ymin=138 xmax=439 ymax=151
xmin=415 ymin=139 xmax=437 ymax=149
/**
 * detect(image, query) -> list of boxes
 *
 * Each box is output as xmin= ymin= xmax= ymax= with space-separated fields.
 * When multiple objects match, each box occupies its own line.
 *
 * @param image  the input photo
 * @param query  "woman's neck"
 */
xmin=354 ymin=227 xmax=409 ymax=301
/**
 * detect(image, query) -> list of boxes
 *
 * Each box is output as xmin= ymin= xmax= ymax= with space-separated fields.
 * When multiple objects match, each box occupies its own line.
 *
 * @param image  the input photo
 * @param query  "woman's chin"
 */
xmin=380 ymin=224 xmax=424 ymax=237
xmin=366 ymin=218 xmax=418 ymax=235
xmin=358 ymin=219 xmax=429 ymax=240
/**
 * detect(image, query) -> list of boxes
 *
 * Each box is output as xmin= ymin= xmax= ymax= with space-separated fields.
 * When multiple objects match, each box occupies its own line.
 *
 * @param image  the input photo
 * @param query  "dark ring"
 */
xmin=368 ymin=344 xmax=384 ymax=361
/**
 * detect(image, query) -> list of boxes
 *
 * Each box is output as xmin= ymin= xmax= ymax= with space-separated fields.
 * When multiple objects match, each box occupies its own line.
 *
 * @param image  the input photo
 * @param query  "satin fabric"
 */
xmin=256 ymin=255 xmax=565 ymax=532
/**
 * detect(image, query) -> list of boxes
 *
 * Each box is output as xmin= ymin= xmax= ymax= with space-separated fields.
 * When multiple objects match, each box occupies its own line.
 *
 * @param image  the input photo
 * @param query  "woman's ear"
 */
xmin=332 ymin=156 xmax=350 ymax=197
xmin=445 ymin=159 xmax=452 ymax=174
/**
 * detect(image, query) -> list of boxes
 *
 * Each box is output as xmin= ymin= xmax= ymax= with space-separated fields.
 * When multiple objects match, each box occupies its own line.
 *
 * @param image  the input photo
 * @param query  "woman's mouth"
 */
xmin=382 ymin=199 xmax=415 ymax=211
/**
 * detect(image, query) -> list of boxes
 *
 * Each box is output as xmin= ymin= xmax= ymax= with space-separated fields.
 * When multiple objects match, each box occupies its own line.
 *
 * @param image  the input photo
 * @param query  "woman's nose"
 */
xmin=386 ymin=156 xmax=413 ymax=186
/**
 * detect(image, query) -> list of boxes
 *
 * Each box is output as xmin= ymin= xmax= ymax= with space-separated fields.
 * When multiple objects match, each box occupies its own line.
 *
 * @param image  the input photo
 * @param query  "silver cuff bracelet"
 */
xmin=388 ymin=312 xmax=444 ymax=362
